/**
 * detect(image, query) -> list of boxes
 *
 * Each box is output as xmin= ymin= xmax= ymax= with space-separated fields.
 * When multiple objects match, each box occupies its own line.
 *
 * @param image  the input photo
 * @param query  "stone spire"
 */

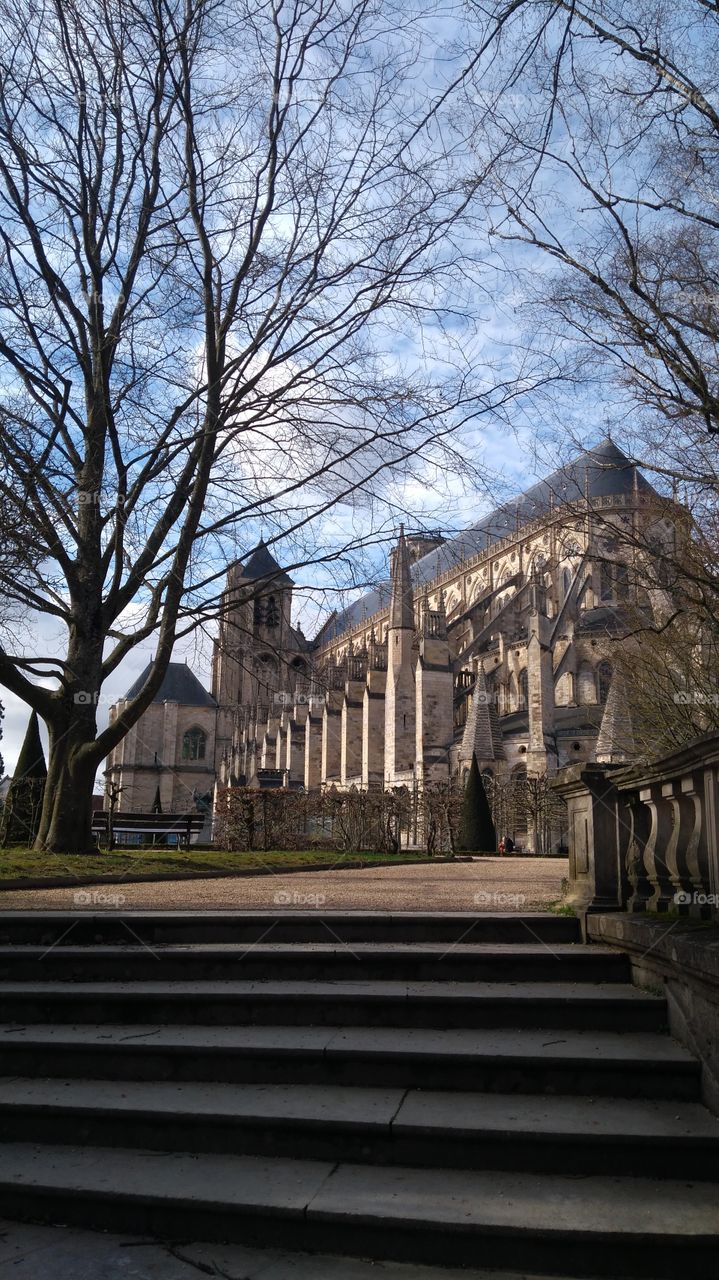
xmin=389 ymin=524 xmax=414 ymax=631
xmin=596 ymin=671 xmax=635 ymax=764
xmin=459 ymin=662 xmax=505 ymax=764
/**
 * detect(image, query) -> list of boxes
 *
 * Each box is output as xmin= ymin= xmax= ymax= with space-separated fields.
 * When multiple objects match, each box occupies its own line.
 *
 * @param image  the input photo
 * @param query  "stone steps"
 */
xmin=0 ymin=1021 xmax=698 ymax=1096
xmin=0 ymin=1218 xmax=591 ymax=1280
xmin=0 ymin=1077 xmax=716 ymax=1178
xmin=0 ymin=909 xmax=582 ymax=947
xmin=0 ymin=909 xmax=716 ymax=1279
xmin=0 ymin=978 xmax=666 ymax=1030
xmin=0 ymin=1143 xmax=716 ymax=1278
xmin=0 ymin=941 xmax=629 ymax=983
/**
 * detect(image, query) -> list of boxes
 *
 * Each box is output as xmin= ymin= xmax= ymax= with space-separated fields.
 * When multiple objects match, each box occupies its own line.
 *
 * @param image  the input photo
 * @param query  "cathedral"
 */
xmin=105 ymin=439 xmax=681 ymax=845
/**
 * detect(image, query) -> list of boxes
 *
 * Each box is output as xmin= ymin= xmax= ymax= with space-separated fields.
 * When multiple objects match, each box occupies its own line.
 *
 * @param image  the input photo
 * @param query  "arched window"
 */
xmin=556 ymin=671 xmax=574 ymax=706
xmin=182 ymin=728 xmax=206 ymax=761
xmin=562 ymin=567 xmax=572 ymax=599
xmin=597 ymin=661 xmax=613 ymax=704
xmin=519 ymin=668 xmax=529 ymax=710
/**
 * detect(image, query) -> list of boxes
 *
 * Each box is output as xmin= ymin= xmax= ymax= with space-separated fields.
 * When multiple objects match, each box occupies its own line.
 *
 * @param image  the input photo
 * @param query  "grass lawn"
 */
xmin=0 ymin=846 xmax=436 ymax=883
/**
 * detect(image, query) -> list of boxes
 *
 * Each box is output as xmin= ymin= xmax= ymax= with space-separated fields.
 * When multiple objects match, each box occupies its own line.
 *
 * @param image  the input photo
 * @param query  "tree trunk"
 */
xmin=34 ymin=717 xmax=99 ymax=854
xmin=34 ymin=634 xmax=104 ymax=855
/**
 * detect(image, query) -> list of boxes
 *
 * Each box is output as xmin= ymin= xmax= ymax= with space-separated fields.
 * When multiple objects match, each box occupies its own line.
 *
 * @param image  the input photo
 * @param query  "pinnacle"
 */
xmin=389 ymin=525 xmax=415 ymax=631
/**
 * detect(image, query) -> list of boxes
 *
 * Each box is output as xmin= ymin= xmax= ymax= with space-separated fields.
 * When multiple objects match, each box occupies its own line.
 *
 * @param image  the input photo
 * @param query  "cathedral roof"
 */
xmin=237 ymin=540 xmax=293 ymax=587
xmin=122 ymin=661 xmax=216 ymax=707
xmin=317 ymin=438 xmax=658 ymax=642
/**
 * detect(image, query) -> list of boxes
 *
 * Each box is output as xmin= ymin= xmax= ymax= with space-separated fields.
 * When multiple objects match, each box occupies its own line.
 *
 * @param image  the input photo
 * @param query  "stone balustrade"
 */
xmin=554 ymin=731 xmax=719 ymax=925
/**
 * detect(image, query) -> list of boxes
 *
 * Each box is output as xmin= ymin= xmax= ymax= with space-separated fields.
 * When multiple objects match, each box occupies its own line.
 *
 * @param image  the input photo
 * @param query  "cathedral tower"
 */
xmin=211 ymin=540 xmax=302 ymax=778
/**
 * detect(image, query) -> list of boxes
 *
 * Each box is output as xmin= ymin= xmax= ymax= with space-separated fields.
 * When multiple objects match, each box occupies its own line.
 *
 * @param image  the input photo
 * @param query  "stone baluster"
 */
xmin=623 ymin=790 xmax=653 ymax=913
xmin=641 ymin=783 xmax=677 ymax=912
xmin=677 ymin=773 xmax=709 ymax=918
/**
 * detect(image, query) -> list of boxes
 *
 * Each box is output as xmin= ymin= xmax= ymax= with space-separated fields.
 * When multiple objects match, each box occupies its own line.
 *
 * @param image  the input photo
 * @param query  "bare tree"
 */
xmin=0 ymin=0 xmax=545 ymax=851
xmin=452 ymin=1 xmax=719 ymax=752
xmin=467 ymin=0 xmax=719 ymax=439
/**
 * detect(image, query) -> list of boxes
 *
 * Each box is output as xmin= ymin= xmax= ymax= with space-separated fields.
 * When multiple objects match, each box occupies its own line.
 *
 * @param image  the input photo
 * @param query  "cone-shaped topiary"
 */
xmin=457 ymin=751 xmax=496 ymax=853
xmin=1 ymin=710 xmax=47 ymax=846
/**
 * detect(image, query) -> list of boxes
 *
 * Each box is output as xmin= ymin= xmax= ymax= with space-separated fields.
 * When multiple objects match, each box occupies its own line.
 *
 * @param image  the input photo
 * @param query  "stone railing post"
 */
xmin=552 ymin=764 xmax=624 ymax=929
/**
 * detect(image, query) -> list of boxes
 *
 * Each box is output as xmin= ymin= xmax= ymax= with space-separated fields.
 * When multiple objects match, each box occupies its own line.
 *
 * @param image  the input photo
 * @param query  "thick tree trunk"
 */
xmin=34 ymin=716 xmax=99 ymax=854
xmin=35 ymin=731 xmax=97 ymax=854
xmin=34 ymin=633 xmax=104 ymax=854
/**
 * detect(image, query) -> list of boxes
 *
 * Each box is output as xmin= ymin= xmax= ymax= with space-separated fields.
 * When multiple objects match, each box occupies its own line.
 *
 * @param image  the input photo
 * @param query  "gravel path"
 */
xmin=0 ymin=856 xmax=567 ymax=912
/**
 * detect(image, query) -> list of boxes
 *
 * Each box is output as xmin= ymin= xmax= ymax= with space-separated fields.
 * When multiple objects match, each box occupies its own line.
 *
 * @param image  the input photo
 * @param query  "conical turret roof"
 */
xmin=238 ymin=540 xmax=293 ymax=587
xmin=595 ymin=671 xmax=636 ymax=764
xmin=12 ymin=710 xmax=47 ymax=781
xmin=459 ymin=663 xmax=505 ymax=763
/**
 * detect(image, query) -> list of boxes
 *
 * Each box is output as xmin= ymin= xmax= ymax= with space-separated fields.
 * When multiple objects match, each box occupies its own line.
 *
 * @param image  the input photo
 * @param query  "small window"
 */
xmin=182 ymin=728 xmax=207 ymax=761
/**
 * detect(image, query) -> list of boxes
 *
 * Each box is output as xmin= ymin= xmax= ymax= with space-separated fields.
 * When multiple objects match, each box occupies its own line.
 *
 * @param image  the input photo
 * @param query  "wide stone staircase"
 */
xmin=0 ymin=909 xmax=717 ymax=1279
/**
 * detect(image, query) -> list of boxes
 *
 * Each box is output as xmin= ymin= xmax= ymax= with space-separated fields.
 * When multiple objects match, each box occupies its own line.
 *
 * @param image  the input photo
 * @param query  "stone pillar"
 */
xmin=384 ymin=526 xmax=416 ymax=785
xmin=341 ymin=679 xmax=364 ymax=785
xmin=261 ymin=721 xmax=277 ymax=769
xmin=275 ymin=712 xmax=289 ymax=771
xmin=526 ymin=607 xmax=555 ymax=776
xmin=362 ymin=671 xmax=386 ymax=786
xmin=415 ymin=616 xmax=453 ymax=786
xmin=322 ymin=691 xmax=343 ymax=784
xmin=304 ymin=707 xmax=323 ymax=790
xmin=552 ymin=764 xmax=625 ymax=928
xmin=285 ymin=703 xmax=309 ymax=785
xmin=384 ymin=634 xmax=415 ymax=782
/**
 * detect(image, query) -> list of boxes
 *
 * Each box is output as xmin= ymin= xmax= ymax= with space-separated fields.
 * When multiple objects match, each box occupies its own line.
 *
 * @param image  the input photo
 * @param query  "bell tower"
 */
xmin=211 ymin=540 xmax=296 ymax=770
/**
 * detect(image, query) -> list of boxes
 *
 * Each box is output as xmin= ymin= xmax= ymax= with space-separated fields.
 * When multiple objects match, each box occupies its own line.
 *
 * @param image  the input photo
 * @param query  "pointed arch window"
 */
xmin=182 ymin=728 xmax=207 ymax=761
xmin=518 ymin=668 xmax=529 ymax=710
xmin=597 ymin=661 xmax=613 ymax=705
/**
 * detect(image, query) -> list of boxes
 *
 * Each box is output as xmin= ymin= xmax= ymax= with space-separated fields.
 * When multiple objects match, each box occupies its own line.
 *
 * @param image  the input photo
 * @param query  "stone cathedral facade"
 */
xmin=107 ymin=440 xmax=682 ymax=845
